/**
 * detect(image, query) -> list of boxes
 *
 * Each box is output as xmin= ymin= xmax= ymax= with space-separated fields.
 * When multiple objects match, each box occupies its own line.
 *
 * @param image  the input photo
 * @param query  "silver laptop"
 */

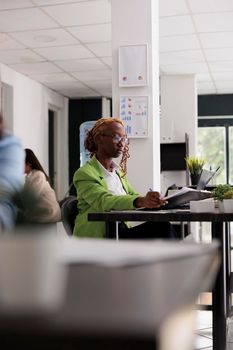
xmin=196 ymin=167 xmax=220 ymax=190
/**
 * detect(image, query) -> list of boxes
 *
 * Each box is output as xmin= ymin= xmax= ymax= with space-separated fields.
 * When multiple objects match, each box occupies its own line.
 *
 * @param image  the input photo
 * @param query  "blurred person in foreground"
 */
xmin=0 ymin=113 xmax=24 ymax=232
xmin=73 ymin=117 xmax=175 ymax=239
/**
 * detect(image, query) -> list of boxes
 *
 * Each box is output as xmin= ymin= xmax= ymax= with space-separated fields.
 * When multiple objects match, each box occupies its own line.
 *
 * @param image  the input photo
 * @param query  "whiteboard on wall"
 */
xmin=120 ymin=96 xmax=148 ymax=138
xmin=119 ymin=44 xmax=148 ymax=87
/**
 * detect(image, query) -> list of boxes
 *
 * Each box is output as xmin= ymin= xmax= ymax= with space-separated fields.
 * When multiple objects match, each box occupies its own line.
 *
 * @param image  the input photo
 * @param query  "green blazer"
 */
xmin=73 ymin=155 xmax=140 ymax=238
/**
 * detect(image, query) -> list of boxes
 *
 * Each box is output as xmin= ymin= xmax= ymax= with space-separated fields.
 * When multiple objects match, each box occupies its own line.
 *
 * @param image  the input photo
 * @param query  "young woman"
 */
xmin=73 ymin=117 xmax=175 ymax=239
xmin=24 ymin=148 xmax=61 ymax=223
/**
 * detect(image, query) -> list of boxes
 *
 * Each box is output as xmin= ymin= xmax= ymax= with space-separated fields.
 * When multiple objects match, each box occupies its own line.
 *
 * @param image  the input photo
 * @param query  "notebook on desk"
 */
xmin=163 ymin=187 xmax=212 ymax=209
xmin=163 ymin=167 xmax=219 ymax=209
xmin=138 ymin=167 xmax=219 ymax=211
xmin=137 ymin=188 xmax=211 ymax=211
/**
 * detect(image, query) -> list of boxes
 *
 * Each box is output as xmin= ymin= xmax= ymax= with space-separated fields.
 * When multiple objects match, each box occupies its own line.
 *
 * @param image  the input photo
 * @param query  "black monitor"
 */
xmin=160 ymin=142 xmax=187 ymax=171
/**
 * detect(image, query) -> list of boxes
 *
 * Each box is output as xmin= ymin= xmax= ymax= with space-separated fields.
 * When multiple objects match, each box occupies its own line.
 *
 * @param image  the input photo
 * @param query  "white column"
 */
xmin=111 ymin=0 xmax=160 ymax=194
xmin=102 ymin=97 xmax=111 ymax=118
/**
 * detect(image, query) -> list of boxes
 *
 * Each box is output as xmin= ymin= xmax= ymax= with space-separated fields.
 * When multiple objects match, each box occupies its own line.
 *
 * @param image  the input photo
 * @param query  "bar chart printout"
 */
xmin=120 ymin=96 xmax=148 ymax=138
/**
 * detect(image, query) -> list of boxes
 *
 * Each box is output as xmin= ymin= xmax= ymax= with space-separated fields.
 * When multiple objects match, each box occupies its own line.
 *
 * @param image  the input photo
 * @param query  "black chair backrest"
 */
xmin=61 ymin=196 xmax=78 ymax=236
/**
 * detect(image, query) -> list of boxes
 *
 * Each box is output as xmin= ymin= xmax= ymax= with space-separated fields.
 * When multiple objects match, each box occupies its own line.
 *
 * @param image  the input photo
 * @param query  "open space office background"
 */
xmin=0 ymin=0 xmax=233 ymax=197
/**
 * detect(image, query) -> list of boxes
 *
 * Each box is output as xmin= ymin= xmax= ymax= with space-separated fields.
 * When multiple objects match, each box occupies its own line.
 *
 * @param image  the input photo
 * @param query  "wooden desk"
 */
xmin=88 ymin=209 xmax=233 ymax=350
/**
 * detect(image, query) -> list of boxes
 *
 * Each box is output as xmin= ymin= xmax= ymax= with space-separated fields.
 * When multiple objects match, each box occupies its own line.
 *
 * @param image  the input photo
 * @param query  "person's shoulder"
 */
xmin=73 ymin=157 xmax=100 ymax=180
xmin=1 ymin=131 xmax=22 ymax=147
xmin=30 ymin=170 xmax=46 ymax=181
xmin=73 ymin=160 xmax=91 ymax=177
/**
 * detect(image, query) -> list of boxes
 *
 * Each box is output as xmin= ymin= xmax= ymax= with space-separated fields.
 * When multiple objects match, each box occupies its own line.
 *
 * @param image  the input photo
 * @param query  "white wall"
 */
xmin=0 ymin=63 xmax=69 ymax=200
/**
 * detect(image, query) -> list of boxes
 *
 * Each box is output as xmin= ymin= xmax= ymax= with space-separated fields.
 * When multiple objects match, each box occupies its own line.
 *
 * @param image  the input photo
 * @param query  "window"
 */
xmin=198 ymin=117 xmax=233 ymax=185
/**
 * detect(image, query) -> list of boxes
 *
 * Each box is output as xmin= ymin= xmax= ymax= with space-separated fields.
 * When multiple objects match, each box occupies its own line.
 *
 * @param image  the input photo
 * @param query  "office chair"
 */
xmin=61 ymin=196 xmax=78 ymax=236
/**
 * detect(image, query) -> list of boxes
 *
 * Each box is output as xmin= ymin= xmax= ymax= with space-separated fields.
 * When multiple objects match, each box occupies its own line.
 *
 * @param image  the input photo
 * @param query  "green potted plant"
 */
xmin=211 ymin=184 xmax=232 ymax=201
xmin=185 ymin=156 xmax=205 ymax=186
xmin=211 ymin=184 xmax=233 ymax=212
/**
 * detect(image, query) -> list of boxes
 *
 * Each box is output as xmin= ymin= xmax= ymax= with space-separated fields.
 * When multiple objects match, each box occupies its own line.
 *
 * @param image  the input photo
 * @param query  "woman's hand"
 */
xmin=134 ymin=191 xmax=168 ymax=208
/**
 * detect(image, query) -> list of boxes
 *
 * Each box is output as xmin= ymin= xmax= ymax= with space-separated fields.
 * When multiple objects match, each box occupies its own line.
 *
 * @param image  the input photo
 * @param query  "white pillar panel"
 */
xmin=111 ymin=0 xmax=160 ymax=194
xmin=160 ymin=75 xmax=197 ymax=192
xmin=160 ymin=75 xmax=197 ymax=153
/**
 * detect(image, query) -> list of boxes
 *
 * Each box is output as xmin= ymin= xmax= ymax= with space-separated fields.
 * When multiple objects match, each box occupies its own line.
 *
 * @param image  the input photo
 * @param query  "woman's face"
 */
xmin=25 ymin=162 xmax=32 ymax=174
xmin=96 ymin=122 xmax=127 ymax=159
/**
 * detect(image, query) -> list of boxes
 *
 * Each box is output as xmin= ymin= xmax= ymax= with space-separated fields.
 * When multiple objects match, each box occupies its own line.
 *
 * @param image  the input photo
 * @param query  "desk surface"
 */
xmin=88 ymin=209 xmax=233 ymax=223
xmin=0 ymin=240 xmax=219 ymax=338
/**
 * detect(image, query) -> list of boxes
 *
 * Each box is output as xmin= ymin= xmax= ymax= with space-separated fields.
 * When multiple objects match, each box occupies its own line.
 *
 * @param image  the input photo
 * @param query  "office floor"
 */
xmin=195 ymin=222 xmax=233 ymax=350
xmin=195 ymin=310 xmax=233 ymax=350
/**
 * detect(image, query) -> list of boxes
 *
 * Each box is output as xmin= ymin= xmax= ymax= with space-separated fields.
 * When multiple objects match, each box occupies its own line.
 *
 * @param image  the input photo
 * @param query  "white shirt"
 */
xmin=97 ymin=160 xmax=126 ymax=195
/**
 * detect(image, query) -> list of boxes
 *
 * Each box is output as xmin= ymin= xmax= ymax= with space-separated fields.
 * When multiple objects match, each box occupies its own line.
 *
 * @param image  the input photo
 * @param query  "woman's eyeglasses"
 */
xmin=101 ymin=133 xmax=129 ymax=145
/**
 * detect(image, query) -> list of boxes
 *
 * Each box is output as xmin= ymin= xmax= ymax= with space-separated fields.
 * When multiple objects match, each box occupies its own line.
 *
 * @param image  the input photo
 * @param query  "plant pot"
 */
xmin=222 ymin=199 xmax=233 ymax=213
xmin=190 ymin=173 xmax=201 ymax=186
xmin=217 ymin=199 xmax=233 ymax=213
xmin=190 ymin=199 xmax=215 ymax=213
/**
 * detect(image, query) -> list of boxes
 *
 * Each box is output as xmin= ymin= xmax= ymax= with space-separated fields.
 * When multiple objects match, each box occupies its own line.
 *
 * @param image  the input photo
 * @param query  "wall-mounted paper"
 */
xmin=119 ymin=45 xmax=148 ymax=87
xmin=120 ymin=96 xmax=148 ymax=138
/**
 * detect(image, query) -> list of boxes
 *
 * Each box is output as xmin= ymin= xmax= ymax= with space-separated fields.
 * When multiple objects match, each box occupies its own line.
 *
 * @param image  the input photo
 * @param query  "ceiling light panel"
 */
xmin=61 ymin=89 xmax=100 ymax=98
xmin=0 ymin=34 xmax=25 ymax=50
xmin=160 ymin=62 xmax=209 ymax=74
xmin=101 ymin=56 xmax=112 ymax=67
xmin=160 ymin=15 xmax=195 ymax=36
xmin=159 ymin=0 xmax=188 ymax=17
xmin=200 ymin=32 xmax=233 ymax=49
xmin=160 ymin=50 xmax=204 ymax=65
xmin=86 ymin=42 xmax=111 ymax=57
xmin=55 ymin=57 xmax=108 ymax=72
xmin=0 ymin=0 xmax=34 ymax=10
xmin=215 ymin=80 xmax=233 ymax=89
xmin=72 ymin=69 xmax=112 ymax=81
xmin=196 ymin=73 xmax=212 ymax=82
xmin=9 ymin=62 xmax=62 ymax=75
xmin=0 ymin=8 xmax=58 ymax=32
xmin=42 ymin=0 xmax=111 ymax=27
xmin=205 ymin=47 xmax=233 ymax=62
xmin=197 ymin=81 xmax=216 ymax=94
xmin=194 ymin=12 xmax=233 ymax=32
xmin=212 ymin=72 xmax=233 ymax=81
xmin=197 ymin=81 xmax=215 ymax=90
xmin=189 ymin=0 xmax=233 ymax=13
xmin=85 ymin=79 xmax=111 ymax=90
xmin=67 ymin=23 xmax=111 ymax=43
xmin=208 ymin=61 xmax=233 ymax=72
xmin=46 ymin=80 xmax=90 ymax=89
xmin=33 ymin=0 xmax=85 ymax=4
xmin=160 ymin=34 xmax=200 ymax=52
xmin=11 ymin=28 xmax=79 ymax=48
xmin=29 ymin=72 xmax=77 ymax=84
xmin=0 ymin=49 xmax=44 ymax=64
xmin=34 ymin=45 xmax=94 ymax=60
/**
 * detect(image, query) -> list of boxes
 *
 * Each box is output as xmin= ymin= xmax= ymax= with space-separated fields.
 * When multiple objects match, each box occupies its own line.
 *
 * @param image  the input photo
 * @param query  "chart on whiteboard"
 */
xmin=120 ymin=96 xmax=148 ymax=138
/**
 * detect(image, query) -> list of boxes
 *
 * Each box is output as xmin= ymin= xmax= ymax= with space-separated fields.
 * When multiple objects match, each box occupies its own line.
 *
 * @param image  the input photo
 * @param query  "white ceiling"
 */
xmin=0 ymin=0 xmax=233 ymax=98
